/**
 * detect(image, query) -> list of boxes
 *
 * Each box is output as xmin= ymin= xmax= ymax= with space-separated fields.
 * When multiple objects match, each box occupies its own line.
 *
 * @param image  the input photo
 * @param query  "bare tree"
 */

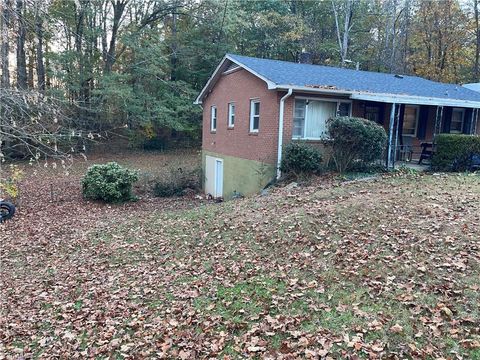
xmin=332 ymin=0 xmax=354 ymax=67
xmin=0 ymin=88 xmax=81 ymax=163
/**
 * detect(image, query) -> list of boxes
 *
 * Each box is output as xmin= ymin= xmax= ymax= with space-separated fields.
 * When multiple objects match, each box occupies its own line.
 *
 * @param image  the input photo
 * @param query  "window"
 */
xmin=293 ymin=100 xmax=306 ymax=138
xmin=402 ymin=105 xmax=419 ymax=137
xmin=292 ymin=99 xmax=347 ymax=139
xmin=210 ymin=106 xmax=217 ymax=132
xmin=228 ymin=103 xmax=235 ymax=128
xmin=450 ymin=108 xmax=465 ymax=134
xmin=338 ymin=102 xmax=351 ymax=117
xmin=250 ymin=100 xmax=260 ymax=132
xmin=365 ymin=106 xmax=381 ymax=123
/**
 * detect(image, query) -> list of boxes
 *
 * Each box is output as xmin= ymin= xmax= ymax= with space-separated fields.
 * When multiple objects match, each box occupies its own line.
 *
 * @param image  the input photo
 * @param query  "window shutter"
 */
xmin=463 ymin=108 xmax=472 ymax=134
xmin=442 ymin=107 xmax=452 ymax=133
xmin=398 ymin=104 xmax=405 ymax=132
xmin=417 ymin=106 xmax=429 ymax=140
xmin=379 ymin=103 xmax=385 ymax=125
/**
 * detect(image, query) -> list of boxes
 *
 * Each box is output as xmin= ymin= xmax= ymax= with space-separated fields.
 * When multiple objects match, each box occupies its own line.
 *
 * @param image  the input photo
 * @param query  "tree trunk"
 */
xmin=35 ymin=0 xmax=45 ymax=91
xmin=402 ymin=0 xmax=410 ymax=73
xmin=16 ymin=0 xmax=27 ymax=89
xmin=475 ymin=0 xmax=480 ymax=81
xmin=170 ymin=10 xmax=177 ymax=81
xmin=1 ymin=0 xmax=11 ymax=89
xmin=27 ymin=44 xmax=34 ymax=88
xmin=101 ymin=1 xmax=108 ymax=64
xmin=332 ymin=0 xmax=353 ymax=66
xmin=105 ymin=0 xmax=127 ymax=73
xmin=341 ymin=0 xmax=352 ymax=65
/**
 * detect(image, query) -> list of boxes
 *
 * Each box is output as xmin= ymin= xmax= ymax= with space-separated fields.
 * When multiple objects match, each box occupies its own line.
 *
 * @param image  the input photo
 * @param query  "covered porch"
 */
xmin=350 ymin=95 xmax=480 ymax=169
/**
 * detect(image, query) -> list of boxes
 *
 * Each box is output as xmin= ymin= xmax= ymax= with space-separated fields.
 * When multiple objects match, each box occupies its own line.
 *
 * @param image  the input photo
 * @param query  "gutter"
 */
xmin=276 ymin=88 xmax=293 ymax=179
xmin=350 ymin=92 xmax=480 ymax=109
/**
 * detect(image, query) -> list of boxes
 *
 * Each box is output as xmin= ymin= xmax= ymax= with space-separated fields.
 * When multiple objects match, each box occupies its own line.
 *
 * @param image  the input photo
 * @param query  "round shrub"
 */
xmin=327 ymin=116 xmax=387 ymax=173
xmin=82 ymin=162 xmax=139 ymax=203
xmin=432 ymin=134 xmax=480 ymax=171
xmin=280 ymin=142 xmax=323 ymax=176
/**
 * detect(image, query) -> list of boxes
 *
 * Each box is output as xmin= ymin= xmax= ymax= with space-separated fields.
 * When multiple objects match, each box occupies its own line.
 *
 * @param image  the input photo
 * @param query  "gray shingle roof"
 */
xmin=228 ymin=54 xmax=480 ymax=103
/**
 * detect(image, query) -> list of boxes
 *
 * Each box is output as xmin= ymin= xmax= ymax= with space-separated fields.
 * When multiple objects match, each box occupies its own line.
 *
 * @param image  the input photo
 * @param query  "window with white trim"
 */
xmin=402 ymin=105 xmax=419 ymax=137
xmin=228 ymin=103 xmax=235 ymax=128
xmin=210 ymin=106 xmax=217 ymax=132
xmin=450 ymin=108 xmax=465 ymax=134
xmin=250 ymin=100 xmax=260 ymax=132
xmin=292 ymin=98 xmax=351 ymax=139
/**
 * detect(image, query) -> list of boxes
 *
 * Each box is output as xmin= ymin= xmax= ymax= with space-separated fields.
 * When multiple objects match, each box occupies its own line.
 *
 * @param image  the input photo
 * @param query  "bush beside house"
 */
xmin=82 ymin=162 xmax=139 ymax=203
xmin=432 ymin=134 xmax=480 ymax=171
xmin=153 ymin=167 xmax=201 ymax=197
xmin=326 ymin=117 xmax=387 ymax=173
xmin=280 ymin=142 xmax=323 ymax=178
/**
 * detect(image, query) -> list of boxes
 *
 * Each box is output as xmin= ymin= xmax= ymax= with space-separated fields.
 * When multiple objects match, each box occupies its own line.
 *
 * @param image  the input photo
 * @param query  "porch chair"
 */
xmin=469 ymin=154 xmax=480 ymax=172
xmin=418 ymin=142 xmax=434 ymax=165
xmin=399 ymin=136 xmax=414 ymax=162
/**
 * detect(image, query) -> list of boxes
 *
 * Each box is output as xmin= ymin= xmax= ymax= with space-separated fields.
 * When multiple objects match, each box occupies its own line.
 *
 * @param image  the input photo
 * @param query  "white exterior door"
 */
xmin=205 ymin=156 xmax=223 ymax=198
xmin=215 ymin=159 xmax=223 ymax=198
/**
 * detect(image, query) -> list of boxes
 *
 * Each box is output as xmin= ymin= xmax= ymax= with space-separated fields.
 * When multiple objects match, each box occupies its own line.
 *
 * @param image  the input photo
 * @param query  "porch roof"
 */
xmin=195 ymin=54 xmax=480 ymax=108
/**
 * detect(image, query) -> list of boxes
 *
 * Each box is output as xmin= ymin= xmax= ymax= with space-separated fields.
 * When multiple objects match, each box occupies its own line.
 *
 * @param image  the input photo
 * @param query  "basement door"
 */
xmin=205 ymin=155 xmax=223 ymax=198
xmin=214 ymin=159 xmax=223 ymax=198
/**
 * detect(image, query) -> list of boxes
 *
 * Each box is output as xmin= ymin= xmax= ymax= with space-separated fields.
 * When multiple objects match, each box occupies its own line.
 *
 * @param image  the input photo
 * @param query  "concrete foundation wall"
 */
xmin=202 ymin=150 xmax=275 ymax=199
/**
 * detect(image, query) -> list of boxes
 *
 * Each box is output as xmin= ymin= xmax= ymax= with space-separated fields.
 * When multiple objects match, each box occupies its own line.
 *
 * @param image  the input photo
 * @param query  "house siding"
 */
xmin=201 ymin=68 xmax=280 ymax=198
xmin=202 ymin=68 xmax=280 ymax=165
xmin=202 ymin=150 xmax=275 ymax=199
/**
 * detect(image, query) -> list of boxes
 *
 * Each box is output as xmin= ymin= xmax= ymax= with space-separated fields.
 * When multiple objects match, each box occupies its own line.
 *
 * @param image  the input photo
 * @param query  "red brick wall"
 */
xmin=203 ymin=71 xmax=480 ymax=166
xmin=202 ymin=69 xmax=280 ymax=165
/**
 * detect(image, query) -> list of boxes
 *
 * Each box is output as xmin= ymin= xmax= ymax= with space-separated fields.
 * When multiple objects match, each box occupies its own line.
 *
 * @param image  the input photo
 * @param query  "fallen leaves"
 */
xmin=1 ymin=165 xmax=480 ymax=358
xmin=389 ymin=324 xmax=404 ymax=334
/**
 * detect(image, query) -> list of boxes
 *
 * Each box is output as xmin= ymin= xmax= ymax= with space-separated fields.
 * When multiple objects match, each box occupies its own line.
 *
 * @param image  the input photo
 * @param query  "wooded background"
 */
xmin=1 ymin=0 xmax=480 ymax=153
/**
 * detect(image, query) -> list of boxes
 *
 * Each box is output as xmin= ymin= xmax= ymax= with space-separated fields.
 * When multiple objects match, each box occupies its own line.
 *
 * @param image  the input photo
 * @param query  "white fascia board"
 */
xmin=194 ymin=55 xmax=229 ymax=105
xmin=351 ymin=92 xmax=480 ymax=108
xmin=194 ymin=55 xmax=277 ymax=105
xmin=226 ymin=55 xmax=277 ymax=90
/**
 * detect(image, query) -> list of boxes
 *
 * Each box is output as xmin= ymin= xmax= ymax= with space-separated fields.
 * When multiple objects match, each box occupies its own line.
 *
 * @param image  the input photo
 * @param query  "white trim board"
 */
xmin=350 ymin=92 xmax=480 ymax=109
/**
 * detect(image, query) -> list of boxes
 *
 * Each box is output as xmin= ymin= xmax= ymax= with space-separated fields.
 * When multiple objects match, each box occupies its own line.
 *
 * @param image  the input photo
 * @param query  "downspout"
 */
xmin=276 ymin=88 xmax=293 ymax=179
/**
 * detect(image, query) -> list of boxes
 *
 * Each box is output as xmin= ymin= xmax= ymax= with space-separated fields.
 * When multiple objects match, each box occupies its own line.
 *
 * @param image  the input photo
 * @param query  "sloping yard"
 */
xmin=1 ymin=166 xmax=480 ymax=358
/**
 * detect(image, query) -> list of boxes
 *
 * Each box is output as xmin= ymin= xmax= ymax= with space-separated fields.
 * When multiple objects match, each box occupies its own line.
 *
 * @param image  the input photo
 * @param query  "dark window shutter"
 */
xmin=398 ymin=104 xmax=405 ymax=129
xmin=463 ymin=108 xmax=473 ymax=134
xmin=398 ymin=104 xmax=405 ymax=145
xmin=379 ymin=103 xmax=385 ymax=125
xmin=442 ymin=107 xmax=452 ymax=133
xmin=417 ymin=106 xmax=429 ymax=140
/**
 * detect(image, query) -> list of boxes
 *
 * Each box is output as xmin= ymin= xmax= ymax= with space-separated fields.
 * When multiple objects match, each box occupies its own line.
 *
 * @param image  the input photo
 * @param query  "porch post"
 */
xmin=470 ymin=109 xmax=475 ymax=135
xmin=473 ymin=108 xmax=479 ymax=135
xmin=393 ymin=104 xmax=401 ymax=169
xmin=434 ymin=105 xmax=444 ymax=138
xmin=387 ymin=103 xmax=396 ymax=169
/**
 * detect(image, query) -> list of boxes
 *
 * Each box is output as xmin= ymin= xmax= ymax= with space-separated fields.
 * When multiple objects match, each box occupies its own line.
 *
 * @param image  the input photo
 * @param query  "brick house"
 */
xmin=195 ymin=54 xmax=480 ymax=199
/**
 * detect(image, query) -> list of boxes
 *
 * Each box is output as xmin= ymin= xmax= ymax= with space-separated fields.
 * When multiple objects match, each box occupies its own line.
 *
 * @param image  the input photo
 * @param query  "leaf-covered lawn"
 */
xmin=1 ymin=168 xmax=480 ymax=359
